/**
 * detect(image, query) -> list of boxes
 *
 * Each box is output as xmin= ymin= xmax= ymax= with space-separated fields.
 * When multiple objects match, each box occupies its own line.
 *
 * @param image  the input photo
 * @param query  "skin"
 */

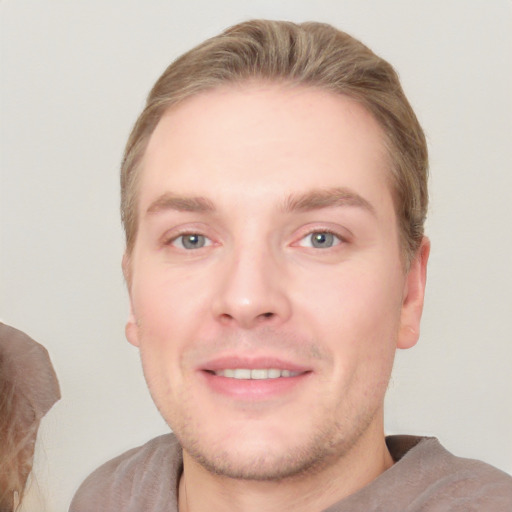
xmin=124 ymin=83 xmax=429 ymax=512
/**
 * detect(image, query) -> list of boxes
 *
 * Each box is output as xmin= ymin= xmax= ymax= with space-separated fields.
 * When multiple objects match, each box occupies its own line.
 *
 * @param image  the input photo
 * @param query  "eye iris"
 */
xmin=311 ymin=232 xmax=334 ymax=248
xmin=182 ymin=234 xmax=205 ymax=249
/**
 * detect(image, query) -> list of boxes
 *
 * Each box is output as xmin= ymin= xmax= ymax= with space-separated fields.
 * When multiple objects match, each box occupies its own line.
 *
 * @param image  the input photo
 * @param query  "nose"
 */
xmin=211 ymin=244 xmax=292 ymax=329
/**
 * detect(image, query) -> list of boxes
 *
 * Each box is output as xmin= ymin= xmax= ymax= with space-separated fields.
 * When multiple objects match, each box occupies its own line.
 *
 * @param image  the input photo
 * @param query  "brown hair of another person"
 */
xmin=0 ymin=324 xmax=60 ymax=512
xmin=0 ymin=366 xmax=37 ymax=511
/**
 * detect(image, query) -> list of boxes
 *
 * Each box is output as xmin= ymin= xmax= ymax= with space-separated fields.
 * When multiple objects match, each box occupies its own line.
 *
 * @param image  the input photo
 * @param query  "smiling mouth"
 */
xmin=209 ymin=369 xmax=303 ymax=379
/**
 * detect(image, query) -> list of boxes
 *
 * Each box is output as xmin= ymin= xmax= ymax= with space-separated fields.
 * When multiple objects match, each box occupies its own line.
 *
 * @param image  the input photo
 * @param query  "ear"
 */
xmin=397 ymin=237 xmax=430 ymax=349
xmin=122 ymin=253 xmax=140 ymax=347
xmin=125 ymin=304 xmax=140 ymax=347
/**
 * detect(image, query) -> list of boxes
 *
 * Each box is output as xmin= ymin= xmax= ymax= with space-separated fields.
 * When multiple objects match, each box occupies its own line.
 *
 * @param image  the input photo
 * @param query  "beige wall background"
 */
xmin=1 ymin=0 xmax=511 ymax=510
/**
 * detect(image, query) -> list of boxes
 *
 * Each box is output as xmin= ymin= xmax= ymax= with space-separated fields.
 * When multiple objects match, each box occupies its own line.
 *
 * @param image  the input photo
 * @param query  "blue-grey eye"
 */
xmin=177 ymin=234 xmax=208 ymax=249
xmin=311 ymin=232 xmax=335 ymax=248
xmin=298 ymin=231 xmax=340 ymax=249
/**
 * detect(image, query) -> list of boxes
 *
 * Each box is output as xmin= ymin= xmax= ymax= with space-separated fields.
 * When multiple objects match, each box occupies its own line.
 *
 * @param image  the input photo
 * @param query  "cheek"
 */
xmin=131 ymin=274 xmax=194 ymax=416
xmin=129 ymin=263 xmax=219 ymax=399
xmin=302 ymin=263 xmax=403 ymax=335
xmin=129 ymin=274 xmax=190 ymax=394
xmin=132 ymin=265 xmax=206 ymax=340
xmin=296 ymin=262 xmax=404 ymax=382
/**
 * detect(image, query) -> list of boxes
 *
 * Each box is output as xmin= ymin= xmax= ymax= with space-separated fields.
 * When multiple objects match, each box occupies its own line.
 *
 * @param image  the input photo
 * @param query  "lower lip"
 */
xmin=200 ymin=371 xmax=311 ymax=400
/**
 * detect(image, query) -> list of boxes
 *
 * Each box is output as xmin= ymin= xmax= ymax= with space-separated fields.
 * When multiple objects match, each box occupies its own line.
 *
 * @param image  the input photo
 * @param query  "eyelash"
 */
xmin=161 ymin=227 xmax=348 ymax=251
xmin=163 ymin=231 xmax=212 ymax=249
xmin=296 ymin=229 xmax=345 ymax=249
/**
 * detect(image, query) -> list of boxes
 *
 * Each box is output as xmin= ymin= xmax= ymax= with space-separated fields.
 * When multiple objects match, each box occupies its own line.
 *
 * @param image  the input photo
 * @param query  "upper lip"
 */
xmin=199 ymin=355 xmax=312 ymax=373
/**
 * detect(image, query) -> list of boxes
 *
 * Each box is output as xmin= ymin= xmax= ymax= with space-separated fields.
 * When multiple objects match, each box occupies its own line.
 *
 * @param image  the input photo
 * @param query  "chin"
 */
xmin=177 ymin=419 xmax=352 ymax=482
xmin=185 ymin=443 xmax=328 ymax=481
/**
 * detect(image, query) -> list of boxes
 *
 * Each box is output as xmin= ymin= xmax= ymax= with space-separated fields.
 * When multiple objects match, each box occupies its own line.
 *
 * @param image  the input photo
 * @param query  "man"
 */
xmin=70 ymin=19 xmax=512 ymax=511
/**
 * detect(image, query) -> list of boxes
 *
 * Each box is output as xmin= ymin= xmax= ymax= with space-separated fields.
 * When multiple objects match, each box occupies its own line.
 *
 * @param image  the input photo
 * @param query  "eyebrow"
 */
xmin=281 ymin=187 xmax=376 ymax=216
xmin=146 ymin=194 xmax=215 ymax=215
xmin=145 ymin=187 xmax=375 ymax=217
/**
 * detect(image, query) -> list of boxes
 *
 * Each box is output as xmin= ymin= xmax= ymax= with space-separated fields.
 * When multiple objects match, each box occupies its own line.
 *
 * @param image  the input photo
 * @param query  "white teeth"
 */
xmin=213 ymin=368 xmax=300 ymax=379
xmin=234 ymin=369 xmax=251 ymax=379
xmin=251 ymin=369 xmax=268 ymax=380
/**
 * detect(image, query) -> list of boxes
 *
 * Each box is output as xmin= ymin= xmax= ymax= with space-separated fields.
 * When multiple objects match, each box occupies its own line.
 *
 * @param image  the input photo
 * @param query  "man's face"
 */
xmin=125 ymin=84 xmax=427 ymax=480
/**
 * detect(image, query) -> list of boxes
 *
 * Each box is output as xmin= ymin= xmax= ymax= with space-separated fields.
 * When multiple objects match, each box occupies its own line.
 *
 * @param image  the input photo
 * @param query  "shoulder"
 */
xmin=390 ymin=436 xmax=512 ymax=511
xmin=69 ymin=433 xmax=182 ymax=512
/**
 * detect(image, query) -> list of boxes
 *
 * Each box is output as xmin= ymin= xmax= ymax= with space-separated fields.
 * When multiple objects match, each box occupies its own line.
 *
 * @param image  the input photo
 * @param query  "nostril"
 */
xmin=261 ymin=312 xmax=274 ymax=318
xmin=219 ymin=313 xmax=234 ymax=322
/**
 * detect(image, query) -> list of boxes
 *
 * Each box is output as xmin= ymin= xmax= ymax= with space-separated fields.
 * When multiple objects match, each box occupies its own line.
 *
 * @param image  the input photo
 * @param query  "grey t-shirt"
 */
xmin=70 ymin=434 xmax=512 ymax=511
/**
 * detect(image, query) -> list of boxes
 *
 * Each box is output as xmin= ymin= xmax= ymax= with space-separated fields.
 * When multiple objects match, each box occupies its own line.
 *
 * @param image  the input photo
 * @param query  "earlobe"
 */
xmin=122 ymin=252 xmax=140 ymax=347
xmin=397 ymin=237 xmax=430 ymax=350
xmin=125 ymin=306 xmax=140 ymax=347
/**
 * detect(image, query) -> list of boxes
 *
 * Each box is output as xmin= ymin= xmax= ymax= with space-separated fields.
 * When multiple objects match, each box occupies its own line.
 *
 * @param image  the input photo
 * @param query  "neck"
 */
xmin=178 ymin=422 xmax=393 ymax=512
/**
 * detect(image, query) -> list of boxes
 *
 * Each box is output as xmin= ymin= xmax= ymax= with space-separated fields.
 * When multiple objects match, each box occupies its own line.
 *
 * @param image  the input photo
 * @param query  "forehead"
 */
xmin=140 ymin=83 xmax=392 ymax=214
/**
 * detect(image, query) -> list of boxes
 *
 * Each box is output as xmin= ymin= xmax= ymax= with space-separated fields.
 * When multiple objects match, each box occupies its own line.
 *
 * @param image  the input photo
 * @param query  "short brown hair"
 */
xmin=121 ymin=19 xmax=428 ymax=263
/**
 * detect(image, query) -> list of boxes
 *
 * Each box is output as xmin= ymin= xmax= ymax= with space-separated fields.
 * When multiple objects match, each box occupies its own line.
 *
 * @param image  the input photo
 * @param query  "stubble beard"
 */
xmin=172 ymin=400 xmax=378 ymax=483
xmin=143 ymin=329 xmax=391 ymax=483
